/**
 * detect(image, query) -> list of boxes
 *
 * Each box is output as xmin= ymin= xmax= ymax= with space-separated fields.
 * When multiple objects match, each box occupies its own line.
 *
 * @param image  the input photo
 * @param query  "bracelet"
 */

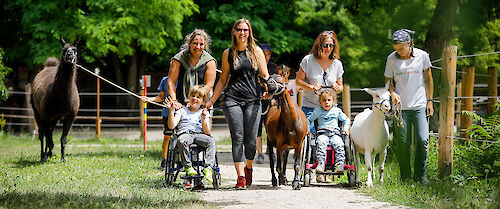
xmin=427 ymin=99 xmax=433 ymax=103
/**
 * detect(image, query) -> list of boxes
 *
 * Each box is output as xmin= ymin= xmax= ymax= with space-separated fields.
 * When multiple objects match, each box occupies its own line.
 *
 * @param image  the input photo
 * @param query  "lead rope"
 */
xmin=75 ymin=63 xmax=168 ymax=108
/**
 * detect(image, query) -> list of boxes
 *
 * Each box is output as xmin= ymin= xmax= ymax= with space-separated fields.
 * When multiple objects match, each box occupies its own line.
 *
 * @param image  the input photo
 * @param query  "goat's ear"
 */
xmin=384 ymin=80 xmax=390 ymax=91
xmin=60 ymin=36 xmax=67 ymax=45
xmin=72 ymin=36 xmax=79 ymax=47
xmin=362 ymin=88 xmax=376 ymax=96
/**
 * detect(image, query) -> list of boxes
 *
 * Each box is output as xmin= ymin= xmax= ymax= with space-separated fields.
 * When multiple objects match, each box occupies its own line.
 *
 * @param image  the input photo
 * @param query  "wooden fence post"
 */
xmin=438 ymin=46 xmax=457 ymax=178
xmin=460 ymin=66 xmax=474 ymax=140
xmin=95 ymin=68 xmax=101 ymax=140
xmin=487 ymin=67 xmax=498 ymax=114
xmin=342 ymin=84 xmax=351 ymax=119
xmin=456 ymin=81 xmax=461 ymax=127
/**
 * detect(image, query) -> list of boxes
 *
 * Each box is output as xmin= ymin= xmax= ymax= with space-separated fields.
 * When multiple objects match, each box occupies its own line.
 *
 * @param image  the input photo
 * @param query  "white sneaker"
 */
xmin=335 ymin=162 xmax=344 ymax=172
xmin=316 ymin=162 xmax=325 ymax=172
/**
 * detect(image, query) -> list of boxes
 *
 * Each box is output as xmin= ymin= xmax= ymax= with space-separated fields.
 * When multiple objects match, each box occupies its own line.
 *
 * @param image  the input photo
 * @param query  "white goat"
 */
xmin=350 ymin=82 xmax=391 ymax=186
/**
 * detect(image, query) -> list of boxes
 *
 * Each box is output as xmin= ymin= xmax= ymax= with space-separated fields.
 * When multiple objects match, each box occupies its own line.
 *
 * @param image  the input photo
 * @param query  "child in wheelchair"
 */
xmin=166 ymin=85 xmax=216 ymax=184
xmin=307 ymin=89 xmax=350 ymax=182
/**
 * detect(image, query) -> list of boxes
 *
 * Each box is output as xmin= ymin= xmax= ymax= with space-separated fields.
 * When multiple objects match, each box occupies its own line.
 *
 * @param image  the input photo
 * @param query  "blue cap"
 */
xmin=260 ymin=43 xmax=272 ymax=52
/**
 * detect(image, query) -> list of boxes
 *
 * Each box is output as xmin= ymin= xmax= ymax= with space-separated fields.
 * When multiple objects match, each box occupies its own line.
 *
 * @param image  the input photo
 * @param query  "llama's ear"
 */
xmin=60 ymin=36 xmax=67 ymax=45
xmin=73 ymin=36 xmax=80 ymax=47
xmin=384 ymin=80 xmax=390 ymax=91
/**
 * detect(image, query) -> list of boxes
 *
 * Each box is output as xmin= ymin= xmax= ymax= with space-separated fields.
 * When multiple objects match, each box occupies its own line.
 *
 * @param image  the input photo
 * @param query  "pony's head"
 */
xmin=362 ymin=82 xmax=391 ymax=113
xmin=266 ymin=74 xmax=285 ymax=96
xmin=60 ymin=36 xmax=79 ymax=64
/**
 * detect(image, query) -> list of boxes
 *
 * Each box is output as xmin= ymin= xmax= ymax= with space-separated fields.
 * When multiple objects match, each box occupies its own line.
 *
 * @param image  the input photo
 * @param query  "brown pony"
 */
xmin=31 ymin=37 xmax=80 ymax=162
xmin=265 ymin=72 xmax=308 ymax=190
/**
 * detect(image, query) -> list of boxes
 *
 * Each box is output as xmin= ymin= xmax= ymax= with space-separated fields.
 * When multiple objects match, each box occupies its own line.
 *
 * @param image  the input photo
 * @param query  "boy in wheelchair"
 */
xmin=307 ymin=90 xmax=350 ymax=182
xmin=166 ymin=85 xmax=216 ymax=184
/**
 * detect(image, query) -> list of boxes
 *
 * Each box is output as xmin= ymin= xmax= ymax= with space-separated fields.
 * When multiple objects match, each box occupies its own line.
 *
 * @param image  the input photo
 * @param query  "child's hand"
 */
xmin=201 ymin=108 xmax=209 ymax=119
xmin=165 ymin=97 xmax=175 ymax=111
xmin=140 ymin=96 xmax=151 ymax=103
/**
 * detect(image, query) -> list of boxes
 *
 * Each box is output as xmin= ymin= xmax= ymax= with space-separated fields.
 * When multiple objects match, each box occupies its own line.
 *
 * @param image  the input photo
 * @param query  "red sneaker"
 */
xmin=244 ymin=166 xmax=253 ymax=186
xmin=235 ymin=176 xmax=246 ymax=189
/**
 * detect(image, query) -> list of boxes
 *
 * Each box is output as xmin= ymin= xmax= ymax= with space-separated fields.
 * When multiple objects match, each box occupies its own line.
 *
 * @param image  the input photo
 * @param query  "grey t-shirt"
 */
xmin=176 ymin=107 xmax=210 ymax=134
xmin=300 ymin=54 xmax=344 ymax=108
xmin=384 ymin=48 xmax=431 ymax=110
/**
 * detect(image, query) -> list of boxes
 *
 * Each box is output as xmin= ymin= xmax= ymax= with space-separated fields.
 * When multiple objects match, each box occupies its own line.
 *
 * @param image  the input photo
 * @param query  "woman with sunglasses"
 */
xmin=296 ymin=31 xmax=344 ymax=134
xmin=206 ymin=18 xmax=269 ymax=189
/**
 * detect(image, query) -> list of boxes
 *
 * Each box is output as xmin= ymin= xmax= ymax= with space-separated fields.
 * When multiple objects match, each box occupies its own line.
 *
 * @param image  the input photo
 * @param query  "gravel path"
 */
xmin=198 ymin=152 xmax=405 ymax=209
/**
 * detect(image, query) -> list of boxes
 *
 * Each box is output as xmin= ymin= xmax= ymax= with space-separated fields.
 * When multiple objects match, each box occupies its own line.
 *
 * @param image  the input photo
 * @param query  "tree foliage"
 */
xmin=0 ymin=48 xmax=12 ymax=101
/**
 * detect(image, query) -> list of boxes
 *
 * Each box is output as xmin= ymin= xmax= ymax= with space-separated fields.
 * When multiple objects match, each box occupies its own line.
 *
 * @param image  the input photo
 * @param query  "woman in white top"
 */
xmin=296 ymin=31 xmax=344 ymax=121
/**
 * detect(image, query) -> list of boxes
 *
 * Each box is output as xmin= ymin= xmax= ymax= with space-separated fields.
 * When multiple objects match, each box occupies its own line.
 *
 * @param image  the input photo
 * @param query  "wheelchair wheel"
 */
xmin=164 ymin=147 xmax=178 ymax=187
xmin=345 ymin=137 xmax=357 ymax=187
xmin=304 ymin=171 xmax=311 ymax=187
xmin=298 ymin=136 xmax=308 ymax=181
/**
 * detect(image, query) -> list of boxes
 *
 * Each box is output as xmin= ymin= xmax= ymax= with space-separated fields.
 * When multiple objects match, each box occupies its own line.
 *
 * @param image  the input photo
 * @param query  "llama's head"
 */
xmin=60 ymin=36 xmax=79 ymax=64
xmin=362 ymin=81 xmax=391 ymax=113
xmin=267 ymin=74 xmax=285 ymax=96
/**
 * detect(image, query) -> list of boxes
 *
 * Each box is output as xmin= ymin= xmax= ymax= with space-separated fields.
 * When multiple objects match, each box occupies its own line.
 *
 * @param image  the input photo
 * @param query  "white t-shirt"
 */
xmin=176 ymin=107 xmax=210 ymax=134
xmin=384 ymin=48 xmax=431 ymax=110
xmin=285 ymin=79 xmax=299 ymax=105
xmin=300 ymin=54 xmax=344 ymax=108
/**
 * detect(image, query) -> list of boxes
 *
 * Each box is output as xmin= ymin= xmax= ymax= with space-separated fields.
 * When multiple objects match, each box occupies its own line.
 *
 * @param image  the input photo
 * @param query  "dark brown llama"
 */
xmin=31 ymin=37 xmax=80 ymax=162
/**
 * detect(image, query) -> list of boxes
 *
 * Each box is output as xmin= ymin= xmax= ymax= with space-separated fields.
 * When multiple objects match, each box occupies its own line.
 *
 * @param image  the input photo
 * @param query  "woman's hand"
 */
xmin=312 ymin=83 xmax=322 ymax=92
xmin=390 ymin=91 xmax=401 ymax=104
xmin=426 ymin=101 xmax=434 ymax=117
xmin=262 ymin=92 xmax=272 ymax=100
xmin=205 ymin=100 xmax=214 ymax=109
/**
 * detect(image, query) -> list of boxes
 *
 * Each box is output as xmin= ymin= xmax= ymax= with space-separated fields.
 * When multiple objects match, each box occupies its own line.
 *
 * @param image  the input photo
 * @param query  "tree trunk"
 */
xmin=424 ymin=0 xmax=460 ymax=61
xmin=424 ymin=0 xmax=460 ymax=132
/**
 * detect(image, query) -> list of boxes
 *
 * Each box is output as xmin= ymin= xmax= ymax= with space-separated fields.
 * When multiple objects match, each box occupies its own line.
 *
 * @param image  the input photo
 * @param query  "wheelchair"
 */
xmin=164 ymin=133 xmax=222 ymax=189
xmin=300 ymin=121 xmax=357 ymax=187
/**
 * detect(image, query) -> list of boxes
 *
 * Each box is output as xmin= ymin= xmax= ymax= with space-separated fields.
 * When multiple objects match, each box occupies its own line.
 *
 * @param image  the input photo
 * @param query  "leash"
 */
xmin=386 ymin=102 xmax=404 ymax=128
xmin=75 ymin=63 xmax=168 ymax=108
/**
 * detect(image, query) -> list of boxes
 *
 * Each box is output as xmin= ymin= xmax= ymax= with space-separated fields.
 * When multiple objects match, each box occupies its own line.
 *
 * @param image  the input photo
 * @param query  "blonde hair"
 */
xmin=180 ymin=29 xmax=212 ymax=53
xmin=319 ymin=89 xmax=337 ymax=103
xmin=230 ymin=18 xmax=260 ymax=70
xmin=188 ymin=85 xmax=207 ymax=102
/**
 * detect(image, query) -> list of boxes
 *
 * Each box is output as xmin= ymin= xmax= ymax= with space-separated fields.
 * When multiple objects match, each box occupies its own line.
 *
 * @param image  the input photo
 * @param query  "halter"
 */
xmin=374 ymin=98 xmax=389 ymax=112
xmin=267 ymin=76 xmax=285 ymax=96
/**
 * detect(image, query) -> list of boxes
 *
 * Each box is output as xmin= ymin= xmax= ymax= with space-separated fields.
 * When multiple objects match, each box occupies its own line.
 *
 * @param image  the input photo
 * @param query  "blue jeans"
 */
xmin=223 ymin=98 xmax=261 ymax=162
xmin=394 ymin=107 xmax=429 ymax=181
xmin=302 ymin=106 xmax=316 ymax=133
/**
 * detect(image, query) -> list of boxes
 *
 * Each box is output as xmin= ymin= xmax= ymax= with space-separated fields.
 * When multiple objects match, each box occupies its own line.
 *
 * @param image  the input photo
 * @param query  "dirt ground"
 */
xmin=70 ymin=127 xmax=406 ymax=209
xmin=198 ymin=152 xmax=405 ymax=209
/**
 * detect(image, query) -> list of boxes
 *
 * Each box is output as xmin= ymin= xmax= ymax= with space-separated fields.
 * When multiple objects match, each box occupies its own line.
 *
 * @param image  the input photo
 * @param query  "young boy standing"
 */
xmin=307 ymin=90 xmax=350 ymax=182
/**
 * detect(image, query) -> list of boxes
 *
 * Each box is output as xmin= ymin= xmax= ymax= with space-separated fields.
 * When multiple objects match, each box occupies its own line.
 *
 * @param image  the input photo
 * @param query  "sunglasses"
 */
xmin=235 ymin=28 xmax=249 ymax=32
xmin=322 ymin=43 xmax=335 ymax=48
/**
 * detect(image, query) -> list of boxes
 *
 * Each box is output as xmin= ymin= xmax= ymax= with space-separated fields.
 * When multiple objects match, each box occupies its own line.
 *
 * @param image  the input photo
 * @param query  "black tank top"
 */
xmin=224 ymin=49 xmax=261 ymax=102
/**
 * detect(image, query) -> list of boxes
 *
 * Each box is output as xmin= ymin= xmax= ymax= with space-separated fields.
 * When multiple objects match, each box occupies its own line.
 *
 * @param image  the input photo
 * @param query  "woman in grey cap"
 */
xmin=384 ymin=29 xmax=434 ymax=183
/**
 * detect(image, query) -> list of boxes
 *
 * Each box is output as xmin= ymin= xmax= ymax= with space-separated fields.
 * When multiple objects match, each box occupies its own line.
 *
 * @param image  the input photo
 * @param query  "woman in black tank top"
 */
xmin=206 ymin=18 xmax=269 ymax=189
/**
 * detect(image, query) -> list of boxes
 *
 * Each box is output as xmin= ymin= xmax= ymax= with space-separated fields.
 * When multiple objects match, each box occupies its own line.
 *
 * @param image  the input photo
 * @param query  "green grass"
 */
xmin=0 ymin=133 xmax=213 ymax=209
xmin=356 ymin=136 xmax=499 ymax=209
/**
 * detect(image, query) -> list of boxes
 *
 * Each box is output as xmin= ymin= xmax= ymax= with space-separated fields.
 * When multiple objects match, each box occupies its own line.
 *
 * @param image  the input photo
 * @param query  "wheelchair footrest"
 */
xmin=181 ymin=175 xmax=204 ymax=180
xmin=317 ymin=171 xmax=344 ymax=175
